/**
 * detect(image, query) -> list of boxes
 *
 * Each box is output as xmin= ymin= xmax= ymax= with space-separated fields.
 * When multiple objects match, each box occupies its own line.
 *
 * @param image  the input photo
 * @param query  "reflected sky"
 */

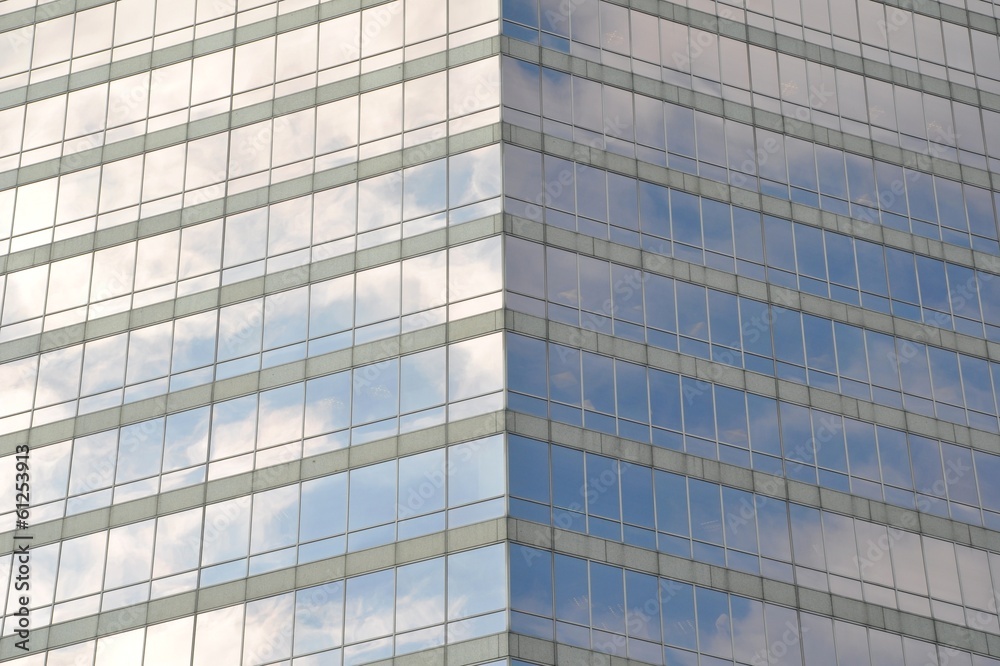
xmin=509 ymin=434 xmax=1000 ymax=631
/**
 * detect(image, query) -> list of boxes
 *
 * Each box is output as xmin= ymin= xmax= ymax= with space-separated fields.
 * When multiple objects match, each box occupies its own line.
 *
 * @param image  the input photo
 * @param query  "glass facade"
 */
xmin=0 ymin=0 xmax=998 ymax=663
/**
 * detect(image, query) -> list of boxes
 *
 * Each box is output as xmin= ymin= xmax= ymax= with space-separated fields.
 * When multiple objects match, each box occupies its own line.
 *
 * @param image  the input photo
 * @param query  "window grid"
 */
xmin=505 ymin=245 xmax=1000 ymax=433
xmin=502 ymin=60 xmax=1000 ymax=255
xmin=0 ymin=332 xmax=505 ymax=529
xmin=501 ymin=156 xmax=1000 ymax=342
xmin=509 ymin=435 xmax=1000 ymax=632
xmin=510 ymin=544 xmax=1000 ymax=666
xmin=507 ymin=333 xmax=1000 ymax=529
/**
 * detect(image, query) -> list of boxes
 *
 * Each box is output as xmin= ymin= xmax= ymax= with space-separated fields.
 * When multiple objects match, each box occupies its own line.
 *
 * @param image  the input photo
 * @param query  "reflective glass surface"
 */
xmin=0 ymin=233 xmax=504 ymax=432
xmin=509 ymin=435 xmax=1000 ymax=630
xmin=0 ymin=333 xmax=505 ymax=529
xmin=3 ymin=0 xmax=1000 ymax=661
xmin=501 ymin=0 xmax=1000 ymax=163
xmin=505 ymin=244 xmax=1000 ymax=432
xmin=0 ymin=51 xmax=500 ymax=258
xmin=0 ymin=438 xmax=505 ymax=632
xmin=507 ymin=333 xmax=1000 ymax=529
xmin=1 ymin=543 xmax=507 ymax=665
xmin=502 ymin=74 xmax=1000 ymax=255
xmin=504 ymin=149 xmax=1000 ymax=341
xmin=510 ymin=544 xmax=1000 ymax=666
xmin=0 ymin=1 xmax=500 ymax=173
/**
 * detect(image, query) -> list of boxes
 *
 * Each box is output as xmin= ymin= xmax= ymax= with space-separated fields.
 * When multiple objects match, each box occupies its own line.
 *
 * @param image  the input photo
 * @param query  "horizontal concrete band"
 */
xmin=0 ymin=409 xmax=506 ymax=555
xmin=0 ymin=35 xmax=501 ymax=193
xmin=506 ymin=214 xmax=1000 ymax=364
xmin=869 ymin=0 xmax=1000 ymax=35
xmin=0 ymin=0 xmax=114 ymax=33
xmin=506 ymin=410 xmax=1000 ymax=556
xmin=0 ymin=518 xmax=509 ymax=658
xmin=0 ymin=210 xmax=504 ymax=364
xmin=363 ymin=634 xmax=511 ymax=666
xmin=507 ymin=634 xmax=666 ymax=666
xmin=501 ymin=39 xmax=1000 ymax=193
xmin=0 ymin=118 xmax=501 ymax=286
xmin=0 ymin=307 xmax=506 ymax=457
xmin=0 ymin=0 xmax=396 ymax=112
xmin=500 ymin=122 xmax=1000 ymax=278
xmin=508 ymin=520 xmax=1000 ymax=658
xmin=504 ymin=309 xmax=1000 ymax=456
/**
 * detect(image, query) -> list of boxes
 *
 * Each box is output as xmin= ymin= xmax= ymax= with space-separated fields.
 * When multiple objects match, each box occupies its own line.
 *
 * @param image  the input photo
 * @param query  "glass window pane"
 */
xmin=300 ymin=473 xmax=347 ymax=541
xmin=449 ymin=435 xmax=504 ymax=505
xmin=553 ymin=445 xmax=585 ymax=510
xmin=145 ymin=618 xmax=193 ymax=666
xmin=696 ymin=587 xmax=733 ymax=659
xmin=723 ymin=487 xmax=757 ymax=553
xmin=512 ymin=545 xmax=552 ymax=616
xmin=403 ymin=159 xmax=447 ymax=219
xmin=305 ymin=372 xmax=351 ymax=437
xmin=295 ymin=582 xmax=344 ymax=654
xmin=251 ymin=485 xmax=300 ymax=553
xmin=202 ymin=497 xmax=251 ymax=565
xmin=450 ymin=145 xmax=502 ymax=207
xmin=344 ymin=569 xmax=394 ymax=643
xmin=586 ymin=453 xmax=620 ymax=520
xmin=661 ymin=581 xmax=696 ymax=649
xmin=153 ymin=508 xmax=202 ymax=577
xmin=731 ymin=597 xmax=766 ymax=663
xmin=353 ymin=359 xmax=399 ymax=424
xmin=211 ymin=395 xmax=258 ymax=460
xmin=400 ymin=348 xmax=446 ymax=413
xmin=509 ymin=435 xmax=550 ymax=503
xmin=450 ymin=237 xmax=502 ymax=302
xmin=621 ymin=463 xmax=654 ymax=528
xmin=449 ymin=543 xmax=506 ymax=618
xmin=349 ymin=461 xmax=397 ymax=530
xmin=193 ymin=606 xmax=243 ymax=666
xmin=117 ymin=419 xmax=165 ymax=484
xmin=689 ymin=479 xmax=723 ymax=545
xmin=625 ymin=570 xmax=661 ymax=642
xmin=398 ymin=449 xmax=446 ymax=519
xmin=396 ymin=558 xmax=445 ymax=631
xmin=244 ymin=593 xmax=294 ymax=665
xmin=56 ymin=532 xmax=106 ymax=600
xmin=590 ymin=562 xmax=625 ymax=634
xmin=449 ymin=334 xmax=503 ymax=401
xmin=616 ymin=361 xmax=648 ymax=423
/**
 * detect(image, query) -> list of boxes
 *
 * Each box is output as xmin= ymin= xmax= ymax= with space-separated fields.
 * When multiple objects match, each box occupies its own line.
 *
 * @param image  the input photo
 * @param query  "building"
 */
xmin=0 ymin=0 xmax=999 ymax=663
